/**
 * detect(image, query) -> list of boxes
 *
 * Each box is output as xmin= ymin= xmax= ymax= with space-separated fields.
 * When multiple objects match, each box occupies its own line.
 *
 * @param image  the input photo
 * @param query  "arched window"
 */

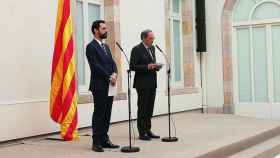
xmin=233 ymin=0 xmax=280 ymax=103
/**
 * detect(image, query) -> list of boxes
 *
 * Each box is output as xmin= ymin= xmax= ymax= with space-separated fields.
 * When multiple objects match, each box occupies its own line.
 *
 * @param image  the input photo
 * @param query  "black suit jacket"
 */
xmin=130 ymin=43 xmax=158 ymax=89
xmin=86 ymin=39 xmax=118 ymax=92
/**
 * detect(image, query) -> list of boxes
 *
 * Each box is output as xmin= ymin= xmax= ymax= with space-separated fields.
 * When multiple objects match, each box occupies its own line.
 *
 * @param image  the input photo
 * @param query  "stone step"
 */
xmin=196 ymin=126 xmax=280 ymax=158
xmin=229 ymin=135 xmax=280 ymax=158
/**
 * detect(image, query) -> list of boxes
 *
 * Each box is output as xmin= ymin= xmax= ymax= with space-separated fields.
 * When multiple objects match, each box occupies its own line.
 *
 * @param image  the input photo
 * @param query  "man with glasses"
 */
xmin=130 ymin=29 xmax=161 ymax=141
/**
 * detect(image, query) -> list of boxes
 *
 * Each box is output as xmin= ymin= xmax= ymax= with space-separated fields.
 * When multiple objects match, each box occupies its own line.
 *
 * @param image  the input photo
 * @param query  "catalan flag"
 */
xmin=49 ymin=0 xmax=79 ymax=141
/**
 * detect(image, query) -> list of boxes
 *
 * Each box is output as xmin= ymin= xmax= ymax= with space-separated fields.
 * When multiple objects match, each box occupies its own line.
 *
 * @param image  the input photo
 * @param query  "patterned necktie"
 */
xmin=101 ymin=43 xmax=109 ymax=56
xmin=148 ymin=47 xmax=154 ymax=61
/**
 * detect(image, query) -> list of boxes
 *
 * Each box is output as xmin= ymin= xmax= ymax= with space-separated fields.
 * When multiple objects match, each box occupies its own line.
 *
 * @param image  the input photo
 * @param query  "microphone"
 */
xmin=115 ymin=42 xmax=140 ymax=153
xmin=116 ymin=42 xmax=129 ymax=64
xmin=154 ymin=45 xmax=178 ymax=143
xmin=116 ymin=42 xmax=124 ymax=52
xmin=155 ymin=44 xmax=163 ymax=53
xmin=155 ymin=44 xmax=170 ymax=70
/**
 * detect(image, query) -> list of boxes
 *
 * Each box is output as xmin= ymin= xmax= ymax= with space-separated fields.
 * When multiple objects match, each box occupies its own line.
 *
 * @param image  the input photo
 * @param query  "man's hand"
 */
xmin=110 ymin=73 xmax=118 ymax=86
xmin=148 ymin=64 xmax=157 ymax=70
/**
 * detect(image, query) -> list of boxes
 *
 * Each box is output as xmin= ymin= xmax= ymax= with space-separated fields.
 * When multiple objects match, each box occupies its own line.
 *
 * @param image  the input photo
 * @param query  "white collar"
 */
xmin=142 ymin=42 xmax=149 ymax=49
xmin=94 ymin=38 xmax=104 ymax=45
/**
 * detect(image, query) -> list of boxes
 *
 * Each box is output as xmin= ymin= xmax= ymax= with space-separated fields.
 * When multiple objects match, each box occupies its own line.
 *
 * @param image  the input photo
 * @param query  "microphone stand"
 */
xmin=155 ymin=45 xmax=178 ymax=142
xmin=116 ymin=42 xmax=140 ymax=153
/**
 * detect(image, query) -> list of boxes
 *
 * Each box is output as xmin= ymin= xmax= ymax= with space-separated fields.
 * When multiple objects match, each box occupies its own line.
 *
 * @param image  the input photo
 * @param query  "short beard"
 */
xmin=100 ymin=32 xmax=108 ymax=39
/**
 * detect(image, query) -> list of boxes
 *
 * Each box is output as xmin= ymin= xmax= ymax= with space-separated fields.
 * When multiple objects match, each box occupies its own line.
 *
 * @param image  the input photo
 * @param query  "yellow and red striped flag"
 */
xmin=49 ymin=0 xmax=79 ymax=141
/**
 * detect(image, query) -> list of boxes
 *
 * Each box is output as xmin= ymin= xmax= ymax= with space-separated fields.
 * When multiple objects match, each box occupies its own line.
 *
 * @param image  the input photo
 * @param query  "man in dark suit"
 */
xmin=86 ymin=20 xmax=119 ymax=152
xmin=130 ymin=29 xmax=161 ymax=141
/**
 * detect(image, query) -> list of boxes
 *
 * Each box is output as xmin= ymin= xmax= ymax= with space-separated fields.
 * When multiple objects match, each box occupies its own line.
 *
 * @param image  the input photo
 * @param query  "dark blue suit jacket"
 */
xmin=86 ymin=39 xmax=118 ymax=92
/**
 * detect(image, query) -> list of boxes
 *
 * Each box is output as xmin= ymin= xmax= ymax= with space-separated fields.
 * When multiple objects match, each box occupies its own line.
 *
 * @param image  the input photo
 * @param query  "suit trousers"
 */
xmin=91 ymin=90 xmax=113 ymax=144
xmin=136 ymin=88 xmax=156 ymax=135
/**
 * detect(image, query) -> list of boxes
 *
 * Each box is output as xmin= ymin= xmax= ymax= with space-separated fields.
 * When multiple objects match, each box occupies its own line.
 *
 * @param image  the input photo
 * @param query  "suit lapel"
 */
xmin=140 ymin=43 xmax=154 ymax=63
xmin=92 ymin=40 xmax=111 ymax=62
xmin=150 ymin=47 xmax=156 ymax=62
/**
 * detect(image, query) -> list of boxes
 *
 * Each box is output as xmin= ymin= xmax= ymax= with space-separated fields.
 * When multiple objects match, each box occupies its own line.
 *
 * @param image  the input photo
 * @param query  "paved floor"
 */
xmin=1 ymin=113 xmax=280 ymax=158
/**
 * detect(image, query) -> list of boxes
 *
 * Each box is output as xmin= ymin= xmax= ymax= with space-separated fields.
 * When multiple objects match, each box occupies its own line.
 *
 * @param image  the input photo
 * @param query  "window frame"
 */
xmin=169 ymin=0 xmax=184 ymax=89
xmin=232 ymin=0 xmax=280 ymax=103
xmin=76 ymin=0 xmax=104 ymax=95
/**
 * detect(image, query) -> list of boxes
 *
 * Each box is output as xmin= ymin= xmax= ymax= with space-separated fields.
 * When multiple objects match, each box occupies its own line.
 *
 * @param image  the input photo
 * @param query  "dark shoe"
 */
xmin=139 ymin=133 xmax=151 ymax=141
xmin=147 ymin=131 xmax=160 ymax=139
xmin=92 ymin=143 xmax=104 ymax=152
xmin=102 ymin=140 xmax=120 ymax=149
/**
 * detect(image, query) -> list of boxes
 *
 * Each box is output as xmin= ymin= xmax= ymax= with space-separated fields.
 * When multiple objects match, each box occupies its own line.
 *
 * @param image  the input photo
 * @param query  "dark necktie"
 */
xmin=148 ymin=47 xmax=154 ymax=61
xmin=101 ymin=43 xmax=109 ymax=56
